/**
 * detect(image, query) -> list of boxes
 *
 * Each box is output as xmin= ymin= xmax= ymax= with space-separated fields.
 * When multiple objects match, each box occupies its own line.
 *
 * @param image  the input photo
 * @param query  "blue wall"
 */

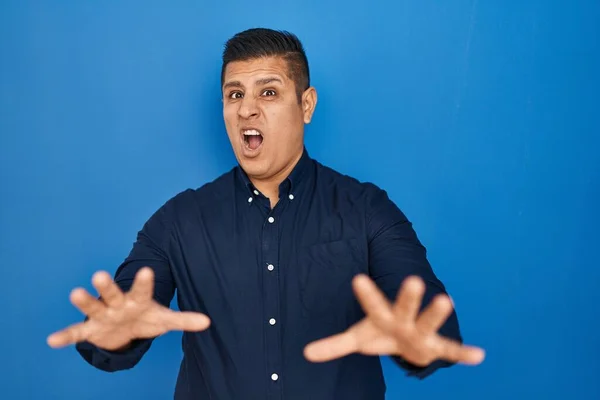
xmin=1 ymin=1 xmax=598 ymax=399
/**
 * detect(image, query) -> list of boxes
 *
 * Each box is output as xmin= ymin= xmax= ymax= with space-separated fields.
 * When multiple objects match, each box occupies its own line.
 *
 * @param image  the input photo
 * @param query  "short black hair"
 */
xmin=221 ymin=28 xmax=310 ymax=102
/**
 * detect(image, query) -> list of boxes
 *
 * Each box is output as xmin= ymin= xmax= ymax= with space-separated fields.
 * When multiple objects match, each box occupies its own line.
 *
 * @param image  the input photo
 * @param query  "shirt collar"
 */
xmin=237 ymin=146 xmax=312 ymax=198
xmin=286 ymin=146 xmax=311 ymax=193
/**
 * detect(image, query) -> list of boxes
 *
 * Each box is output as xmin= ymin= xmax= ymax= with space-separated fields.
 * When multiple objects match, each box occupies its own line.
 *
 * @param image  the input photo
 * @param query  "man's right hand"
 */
xmin=47 ymin=267 xmax=211 ymax=351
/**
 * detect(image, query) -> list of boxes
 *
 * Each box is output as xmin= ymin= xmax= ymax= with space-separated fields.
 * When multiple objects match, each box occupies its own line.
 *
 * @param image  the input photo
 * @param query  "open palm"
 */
xmin=304 ymin=274 xmax=485 ymax=367
xmin=47 ymin=267 xmax=210 ymax=351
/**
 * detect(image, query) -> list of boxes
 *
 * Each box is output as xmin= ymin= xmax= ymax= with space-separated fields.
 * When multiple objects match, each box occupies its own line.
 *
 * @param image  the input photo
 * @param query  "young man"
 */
xmin=48 ymin=28 xmax=484 ymax=399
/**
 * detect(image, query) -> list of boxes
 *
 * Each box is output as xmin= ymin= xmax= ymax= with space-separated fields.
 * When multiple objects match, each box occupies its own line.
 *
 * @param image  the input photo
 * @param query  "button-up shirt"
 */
xmin=76 ymin=148 xmax=462 ymax=399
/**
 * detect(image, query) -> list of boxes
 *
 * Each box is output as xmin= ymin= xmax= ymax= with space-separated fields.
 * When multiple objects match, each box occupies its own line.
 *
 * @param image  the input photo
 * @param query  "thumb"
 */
xmin=164 ymin=310 xmax=211 ymax=332
xmin=304 ymin=330 xmax=358 ymax=363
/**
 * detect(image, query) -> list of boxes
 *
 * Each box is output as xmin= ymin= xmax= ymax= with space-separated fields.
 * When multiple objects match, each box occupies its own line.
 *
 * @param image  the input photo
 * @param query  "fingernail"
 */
xmin=473 ymin=349 xmax=485 ymax=362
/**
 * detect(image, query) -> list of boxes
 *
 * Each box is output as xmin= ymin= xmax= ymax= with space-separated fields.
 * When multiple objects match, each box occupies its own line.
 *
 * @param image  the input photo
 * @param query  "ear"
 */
xmin=302 ymin=87 xmax=318 ymax=124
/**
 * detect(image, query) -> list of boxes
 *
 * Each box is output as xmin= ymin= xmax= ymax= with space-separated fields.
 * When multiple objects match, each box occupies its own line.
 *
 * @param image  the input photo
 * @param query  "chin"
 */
xmin=238 ymin=157 xmax=270 ymax=178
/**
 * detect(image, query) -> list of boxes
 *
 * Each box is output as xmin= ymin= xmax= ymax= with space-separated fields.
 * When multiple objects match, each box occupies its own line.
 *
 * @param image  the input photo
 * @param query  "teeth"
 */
xmin=243 ymin=129 xmax=261 ymax=136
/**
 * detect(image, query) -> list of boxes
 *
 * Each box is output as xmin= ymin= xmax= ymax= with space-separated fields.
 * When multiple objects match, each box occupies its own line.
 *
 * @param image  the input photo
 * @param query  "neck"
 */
xmin=250 ymin=149 xmax=303 ymax=208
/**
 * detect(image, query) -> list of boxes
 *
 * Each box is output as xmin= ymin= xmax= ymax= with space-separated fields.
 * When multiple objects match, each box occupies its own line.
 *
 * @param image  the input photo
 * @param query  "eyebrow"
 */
xmin=256 ymin=77 xmax=283 ymax=86
xmin=222 ymin=77 xmax=283 ymax=91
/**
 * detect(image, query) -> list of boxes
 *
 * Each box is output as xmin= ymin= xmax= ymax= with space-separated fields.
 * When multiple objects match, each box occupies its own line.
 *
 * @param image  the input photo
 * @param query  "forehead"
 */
xmin=223 ymin=56 xmax=291 ymax=86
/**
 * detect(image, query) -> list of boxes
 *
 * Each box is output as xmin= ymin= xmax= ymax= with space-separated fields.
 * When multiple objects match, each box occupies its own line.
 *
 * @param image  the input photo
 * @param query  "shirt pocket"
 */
xmin=298 ymin=237 xmax=363 ymax=318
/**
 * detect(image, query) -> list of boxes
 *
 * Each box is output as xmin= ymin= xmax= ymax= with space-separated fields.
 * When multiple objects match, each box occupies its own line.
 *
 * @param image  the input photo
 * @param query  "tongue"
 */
xmin=248 ymin=135 xmax=263 ymax=150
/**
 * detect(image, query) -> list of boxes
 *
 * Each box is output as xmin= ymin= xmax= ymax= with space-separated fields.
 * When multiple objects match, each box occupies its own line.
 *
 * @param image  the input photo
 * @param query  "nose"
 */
xmin=237 ymin=96 xmax=259 ymax=119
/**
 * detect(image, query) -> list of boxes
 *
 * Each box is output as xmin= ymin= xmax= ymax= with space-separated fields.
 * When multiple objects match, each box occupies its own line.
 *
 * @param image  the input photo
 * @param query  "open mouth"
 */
xmin=242 ymin=129 xmax=263 ymax=151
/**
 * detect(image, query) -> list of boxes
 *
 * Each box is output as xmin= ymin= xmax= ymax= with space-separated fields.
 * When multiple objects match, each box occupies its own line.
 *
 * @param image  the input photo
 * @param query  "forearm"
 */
xmin=75 ymin=202 xmax=177 ymax=371
xmin=366 ymin=185 xmax=463 ymax=378
xmin=76 ymin=231 xmax=175 ymax=372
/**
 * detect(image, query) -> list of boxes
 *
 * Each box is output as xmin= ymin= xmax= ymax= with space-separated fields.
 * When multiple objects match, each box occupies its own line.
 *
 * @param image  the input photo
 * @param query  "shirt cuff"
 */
xmin=75 ymin=338 xmax=153 ymax=372
xmin=390 ymin=355 xmax=454 ymax=379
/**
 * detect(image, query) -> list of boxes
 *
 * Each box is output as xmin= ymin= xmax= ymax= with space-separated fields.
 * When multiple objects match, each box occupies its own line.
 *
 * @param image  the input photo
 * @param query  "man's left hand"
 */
xmin=303 ymin=274 xmax=485 ymax=367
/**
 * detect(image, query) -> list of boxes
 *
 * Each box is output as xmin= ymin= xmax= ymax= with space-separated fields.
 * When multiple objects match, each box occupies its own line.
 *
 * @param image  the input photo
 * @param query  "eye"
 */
xmin=228 ymin=91 xmax=243 ymax=99
xmin=262 ymin=89 xmax=276 ymax=97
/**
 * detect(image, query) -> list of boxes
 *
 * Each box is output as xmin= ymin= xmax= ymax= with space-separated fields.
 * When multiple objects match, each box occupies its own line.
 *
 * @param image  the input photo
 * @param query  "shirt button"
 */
xmin=254 ymin=189 xmax=259 ymax=195
xmin=247 ymin=197 xmax=253 ymax=203
xmin=269 ymin=318 xmax=276 ymax=325
xmin=267 ymin=264 xmax=274 ymax=271
xmin=271 ymin=373 xmax=279 ymax=381
xmin=268 ymin=217 xmax=275 ymax=223
xmin=288 ymin=194 xmax=294 ymax=200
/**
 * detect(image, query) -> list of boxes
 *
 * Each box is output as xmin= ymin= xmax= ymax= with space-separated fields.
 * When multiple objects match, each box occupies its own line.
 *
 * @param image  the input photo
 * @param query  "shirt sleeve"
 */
xmin=75 ymin=198 xmax=177 ymax=372
xmin=365 ymin=184 xmax=463 ymax=379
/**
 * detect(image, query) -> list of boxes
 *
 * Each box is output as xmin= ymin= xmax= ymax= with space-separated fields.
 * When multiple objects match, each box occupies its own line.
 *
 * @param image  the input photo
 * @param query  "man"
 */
xmin=47 ymin=28 xmax=484 ymax=399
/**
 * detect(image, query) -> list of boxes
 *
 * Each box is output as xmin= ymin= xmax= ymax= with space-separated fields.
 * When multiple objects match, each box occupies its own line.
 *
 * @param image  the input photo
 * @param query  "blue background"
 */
xmin=1 ymin=1 xmax=598 ymax=399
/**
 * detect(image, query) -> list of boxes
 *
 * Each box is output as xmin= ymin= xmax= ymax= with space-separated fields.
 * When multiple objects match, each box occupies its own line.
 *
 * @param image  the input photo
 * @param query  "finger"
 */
xmin=392 ymin=275 xmax=425 ymax=324
xmin=303 ymin=330 xmax=358 ymax=363
xmin=163 ymin=310 xmax=211 ymax=332
xmin=92 ymin=271 xmax=125 ymax=308
xmin=415 ymin=294 xmax=453 ymax=334
xmin=70 ymin=287 xmax=107 ymax=319
xmin=128 ymin=267 xmax=155 ymax=303
xmin=47 ymin=321 xmax=90 ymax=348
xmin=433 ymin=336 xmax=486 ymax=365
xmin=352 ymin=274 xmax=394 ymax=330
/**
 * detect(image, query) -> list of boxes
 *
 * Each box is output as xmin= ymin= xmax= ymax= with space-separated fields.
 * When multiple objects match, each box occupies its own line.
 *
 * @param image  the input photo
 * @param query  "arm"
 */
xmin=75 ymin=201 xmax=177 ymax=372
xmin=366 ymin=185 xmax=462 ymax=379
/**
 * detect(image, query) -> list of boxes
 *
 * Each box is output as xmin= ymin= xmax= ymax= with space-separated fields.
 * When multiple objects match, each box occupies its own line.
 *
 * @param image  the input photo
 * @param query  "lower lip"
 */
xmin=240 ymin=135 xmax=263 ymax=158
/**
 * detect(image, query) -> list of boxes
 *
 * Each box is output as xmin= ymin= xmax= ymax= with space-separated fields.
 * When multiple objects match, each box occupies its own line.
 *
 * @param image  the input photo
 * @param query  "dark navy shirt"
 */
xmin=76 ymin=148 xmax=462 ymax=399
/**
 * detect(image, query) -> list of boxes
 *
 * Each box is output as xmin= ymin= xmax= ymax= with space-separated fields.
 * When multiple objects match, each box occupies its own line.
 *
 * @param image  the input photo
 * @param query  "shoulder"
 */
xmin=313 ymin=159 xmax=392 ymax=206
xmin=153 ymin=167 xmax=237 ymax=220
xmin=312 ymin=159 xmax=408 ymax=230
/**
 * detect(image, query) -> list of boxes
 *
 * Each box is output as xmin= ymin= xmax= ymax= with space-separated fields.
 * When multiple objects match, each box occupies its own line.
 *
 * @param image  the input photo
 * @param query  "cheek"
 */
xmin=266 ymin=105 xmax=303 ymax=131
xmin=223 ymin=105 xmax=235 ymax=121
xmin=223 ymin=107 xmax=238 ymax=133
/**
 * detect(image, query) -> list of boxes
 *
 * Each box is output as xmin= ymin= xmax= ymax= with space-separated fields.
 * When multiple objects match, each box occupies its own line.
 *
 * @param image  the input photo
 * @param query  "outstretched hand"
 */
xmin=303 ymin=274 xmax=485 ymax=367
xmin=47 ymin=267 xmax=210 ymax=351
